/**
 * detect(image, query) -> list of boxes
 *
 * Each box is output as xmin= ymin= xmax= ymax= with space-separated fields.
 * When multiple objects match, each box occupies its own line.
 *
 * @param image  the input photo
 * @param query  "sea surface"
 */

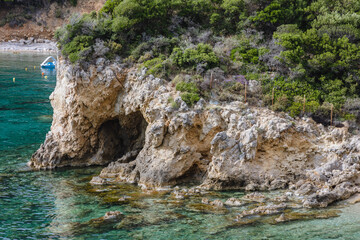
xmin=1 ymin=53 xmax=360 ymax=240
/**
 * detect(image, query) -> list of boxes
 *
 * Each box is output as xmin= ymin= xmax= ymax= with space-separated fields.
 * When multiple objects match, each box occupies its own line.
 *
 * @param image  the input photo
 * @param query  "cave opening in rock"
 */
xmin=95 ymin=111 xmax=148 ymax=164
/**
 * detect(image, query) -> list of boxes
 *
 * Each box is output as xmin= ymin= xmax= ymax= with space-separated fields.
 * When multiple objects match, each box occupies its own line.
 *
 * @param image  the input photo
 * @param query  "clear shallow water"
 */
xmin=1 ymin=53 xmax=360 ymax=240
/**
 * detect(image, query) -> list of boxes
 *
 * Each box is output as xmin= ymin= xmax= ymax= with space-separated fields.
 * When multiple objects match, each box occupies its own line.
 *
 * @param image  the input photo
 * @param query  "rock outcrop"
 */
xmin=30 ymin=59 xmax=360 ymax=208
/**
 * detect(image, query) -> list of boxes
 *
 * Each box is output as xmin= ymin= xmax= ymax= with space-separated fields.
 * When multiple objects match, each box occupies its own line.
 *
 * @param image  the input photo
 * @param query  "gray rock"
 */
xmin=225 ymin=198 xmax=245 ymax=206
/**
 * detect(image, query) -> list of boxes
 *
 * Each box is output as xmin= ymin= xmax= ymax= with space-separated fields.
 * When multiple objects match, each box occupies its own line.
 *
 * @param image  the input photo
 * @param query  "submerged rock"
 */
xmin=345 ymin=193 xmax=360 ymax=204
xmin=275 ymin=213 xmax=287 ymax=223
xmin=272 ymin=195 xmax=289 ymax=203
xmin=201 ymin=198 xmax=209 ymax=204
xmin=187 ymin=203 xmax=228 ymax=214
xmin=118 ymin=195 xmax=132 ymax=202
xmin=116 ymin=215 xmax=145 ymax=229
xmin=103 ymin=211 xmax=123 ymax=221
xmin=236 ymin=203 xmax=287 ymax=219
xmin=90 ymin=176 xmax=106 ymax=185
xmin=88 ymin=211 xmax=124 ymax=228
xmin=268 ymin=209 xmax=341 ymax=224
xmin=224 ymin=198 xmax=246 ymax=207
xmin=210 ymin=199 xmax=224 ymax=207
xmin=243 ymin=192 xmax=267 ymax=203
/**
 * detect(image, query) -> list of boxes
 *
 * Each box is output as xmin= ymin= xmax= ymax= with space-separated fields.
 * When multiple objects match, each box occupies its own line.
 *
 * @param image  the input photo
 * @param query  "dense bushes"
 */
xmin=230 ymin=42 xmax=268 ymax=64
xmin=62 ymin=35 xmax=94 ymax=63
xmin=251 ymin=0 xmax=311 ymax=34
xmin=171 ymin=44 xmax=219 ymax=70
xmin=55 ymin=0 xmax=360 ymax=121
xmin=274 ymin=27 xmax=360 ymax=107
xmin=176 ymin=82 xmax=200 ymax=106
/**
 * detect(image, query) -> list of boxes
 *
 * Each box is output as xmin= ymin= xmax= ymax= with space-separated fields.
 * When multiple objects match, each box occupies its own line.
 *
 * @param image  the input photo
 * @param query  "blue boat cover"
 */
xmin=41 ymin=62 xmax=56 ymax=69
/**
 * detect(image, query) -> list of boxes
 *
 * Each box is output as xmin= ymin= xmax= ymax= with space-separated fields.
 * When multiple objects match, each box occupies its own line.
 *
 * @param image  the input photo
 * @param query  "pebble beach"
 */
xmin=0 ymin=38 xmax=57 ymax=53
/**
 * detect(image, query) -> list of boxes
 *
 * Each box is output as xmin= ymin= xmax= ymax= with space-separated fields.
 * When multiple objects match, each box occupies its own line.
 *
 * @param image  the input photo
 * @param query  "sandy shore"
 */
xmin=0 ymin=39 xmax=57 ymax=53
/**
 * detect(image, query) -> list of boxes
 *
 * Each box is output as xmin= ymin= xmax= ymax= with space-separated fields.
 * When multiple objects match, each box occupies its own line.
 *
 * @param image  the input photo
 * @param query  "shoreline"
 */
xmin=0 ymin=40 xmax=57 ymax=53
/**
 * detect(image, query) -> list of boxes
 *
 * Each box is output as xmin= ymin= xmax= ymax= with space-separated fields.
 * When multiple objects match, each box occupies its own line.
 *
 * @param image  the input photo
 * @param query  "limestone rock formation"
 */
xmin=30 ymin=59 xmax=360 ymax=208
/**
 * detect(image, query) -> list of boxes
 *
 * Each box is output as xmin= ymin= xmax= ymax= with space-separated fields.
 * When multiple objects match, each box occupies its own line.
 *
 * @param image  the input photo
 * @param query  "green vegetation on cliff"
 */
xmin=55 ymin=0 xmax=360 ymax=124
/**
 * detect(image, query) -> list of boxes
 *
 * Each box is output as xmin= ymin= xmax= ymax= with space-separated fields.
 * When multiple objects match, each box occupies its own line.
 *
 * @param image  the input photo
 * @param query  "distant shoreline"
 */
xmin=0 ymin=39 xmax=57 ymax=53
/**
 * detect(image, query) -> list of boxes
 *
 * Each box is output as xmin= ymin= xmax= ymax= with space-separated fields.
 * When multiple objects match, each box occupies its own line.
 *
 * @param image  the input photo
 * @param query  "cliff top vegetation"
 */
xmin=55 ymin=0 xmax=360 ymax=126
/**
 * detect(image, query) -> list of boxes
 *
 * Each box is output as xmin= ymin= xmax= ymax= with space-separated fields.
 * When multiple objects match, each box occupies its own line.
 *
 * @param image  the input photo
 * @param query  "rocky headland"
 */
xmin=30 ymin=58 xmax=360 ymax=209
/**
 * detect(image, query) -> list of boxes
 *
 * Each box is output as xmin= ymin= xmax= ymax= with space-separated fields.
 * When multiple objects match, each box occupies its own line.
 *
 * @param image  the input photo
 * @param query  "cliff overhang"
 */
xmin=30 ymin=58 xmax=360 ymax=208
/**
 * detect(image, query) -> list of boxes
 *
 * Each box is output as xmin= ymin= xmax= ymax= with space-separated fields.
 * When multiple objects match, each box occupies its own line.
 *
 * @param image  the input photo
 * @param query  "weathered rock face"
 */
xmin=30 ymin=59 xmax=360 ymax=207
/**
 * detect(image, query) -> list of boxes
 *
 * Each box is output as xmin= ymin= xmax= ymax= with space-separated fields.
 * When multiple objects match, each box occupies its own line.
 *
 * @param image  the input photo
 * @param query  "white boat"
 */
xmin=40 ymin=56 xmax=56 ymax=69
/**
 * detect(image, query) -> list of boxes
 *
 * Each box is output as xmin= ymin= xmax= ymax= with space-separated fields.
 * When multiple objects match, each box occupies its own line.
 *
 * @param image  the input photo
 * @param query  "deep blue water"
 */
xmin=1 ymin=53 xmax=360 ymax=240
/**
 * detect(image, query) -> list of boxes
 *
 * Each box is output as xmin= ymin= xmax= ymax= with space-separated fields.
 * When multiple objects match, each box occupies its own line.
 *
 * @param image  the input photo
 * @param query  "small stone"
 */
xmin=346 ymin=193 xmax=360 ymax=204
xmin=90 ymin=176 xmax=106 ymax=185
xmin=104 ymin=211 xmax=123 ymax=221
xmin=273 ymin=195 xmax=289 ymax=202
xmin=210 ymin=199 xmax=224 ymax=207
xmin=245 ymin=182 xmax=259 ymax=191
xmin=202 ymin=198 xmax=209 ymax=204
xmin=172 ymin=190 xmax=185 ymax=199
xmin=275 ymin=213 xmax=287 ymax=223
xmin=236 ymin=203 xmax=287 ymax=219
xmin=243 ymin=192 xmax=267 ymax=202
xmin=118 ymin=195 xmax=131 ymax=202
xmin=285 ymin=192 xmax=293 ymax=197
xmin=224 ymin=198 xmax=245 ymax=207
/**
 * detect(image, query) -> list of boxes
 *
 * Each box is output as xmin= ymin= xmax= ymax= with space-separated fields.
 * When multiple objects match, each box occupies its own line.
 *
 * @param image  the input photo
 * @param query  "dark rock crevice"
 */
xmin=93 ymin=111 xmax=148 ymax=165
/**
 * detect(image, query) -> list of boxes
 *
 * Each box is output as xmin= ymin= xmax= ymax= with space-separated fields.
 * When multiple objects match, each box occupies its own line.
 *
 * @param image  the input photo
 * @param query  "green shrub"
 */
xmin=275 ymin=27 xmax=360 ymax=108
xmin=105 ymin=40 xmax=122 ymax=59
xmin=223 ymin=81 xmax=244 ymax=92
xmin=231 ymin=47 xmax=259 ymax=64
xmin=168 ymin=97 xmax=180 ymax=109
xmin=286 ymin=95 xmax=320 ymax=117
xmin=100 ymin=0 xmax=123 ymax=15
xmin=273 ymin=94 xmax=289 ymax=112
xmin=171 ymin=44 xmax=219 ymax=70
xmin=143 ymin=56 xmax=166 ymax=77
xmin=230 ymin=42 xmax=269 ymax=65
xmin=176 ymin=82 xmax=199 ymax=94
xmin=111 ymin=16 xmax=133 ymax=32
xmin=263 ymin=76 xmax=322 ymax=116
xmin=208 ymin=0 xmax=246 ymax=34
xmin=251 ymin=0 xmax=310 ymax=34
xmin=176 ymin=81 xmax=200 ymax=106
xmin=180 ymin=92 xmax=200 ymax=106
xmin=131 ymin=37 xmax=179 ymax=61
xmin=269 ymin=76 xmax=320 ymax=103
xmin=62 ymin=35 xmax=94 ymax=63
xmin=343 ymin=114 xmax=356 ymax=121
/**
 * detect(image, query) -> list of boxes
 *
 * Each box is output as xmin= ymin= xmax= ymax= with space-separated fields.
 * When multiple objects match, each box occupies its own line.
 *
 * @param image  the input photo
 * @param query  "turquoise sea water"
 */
xmin=1 ymin=53 xmax=360 ymax=240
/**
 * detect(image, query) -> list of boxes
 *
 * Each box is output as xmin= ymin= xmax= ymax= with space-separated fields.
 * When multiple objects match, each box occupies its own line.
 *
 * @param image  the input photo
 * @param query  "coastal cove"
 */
xmin=1 ymin=53 xmax=360 ymax=239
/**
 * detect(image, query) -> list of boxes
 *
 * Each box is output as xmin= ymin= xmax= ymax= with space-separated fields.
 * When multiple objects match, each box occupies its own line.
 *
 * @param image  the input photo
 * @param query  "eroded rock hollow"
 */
xmin=30 ymin=59 xmax=360 ymax=208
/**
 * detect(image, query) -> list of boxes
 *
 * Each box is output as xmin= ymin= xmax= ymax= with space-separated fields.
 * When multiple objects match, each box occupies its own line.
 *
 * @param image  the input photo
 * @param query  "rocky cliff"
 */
xmin=30 ymin=59 xmax=360 ymax=208
xmin=0 ymin=0 xmax=106 ymax=41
